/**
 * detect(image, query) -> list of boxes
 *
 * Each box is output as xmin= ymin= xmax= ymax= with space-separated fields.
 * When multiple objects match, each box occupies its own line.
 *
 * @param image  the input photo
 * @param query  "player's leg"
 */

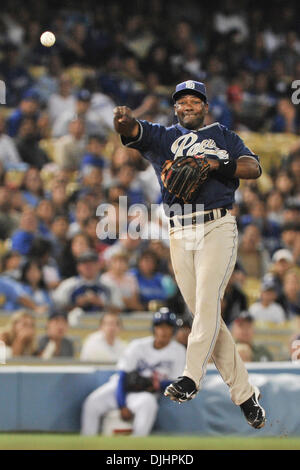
xmin=81 ymin=379 xmax=118 ymax=435
xmin=181 ymin=213 xmax=239 ymax=386
xmin=211 ymin=317 xmax=254 ymax=404
xmin=169 ymin=227 xmax=197 ymax=315
xmin=126 ymin=392 xmax=159 ymax=436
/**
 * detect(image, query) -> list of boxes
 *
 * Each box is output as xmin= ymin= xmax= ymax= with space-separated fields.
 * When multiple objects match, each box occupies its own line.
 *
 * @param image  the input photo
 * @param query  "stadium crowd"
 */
xmin=0 ymin=0 xmax=300 ymax=362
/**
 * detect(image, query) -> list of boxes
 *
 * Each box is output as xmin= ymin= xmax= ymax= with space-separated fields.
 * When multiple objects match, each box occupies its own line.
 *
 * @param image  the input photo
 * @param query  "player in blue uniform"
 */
xmin=114 ymin=80 xmax=266 ymax=429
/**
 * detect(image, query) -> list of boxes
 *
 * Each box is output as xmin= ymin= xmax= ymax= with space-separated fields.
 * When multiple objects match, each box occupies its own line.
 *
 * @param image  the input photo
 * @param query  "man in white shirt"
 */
xmin=47 ymin=74 xmax=76 ymax=123
xmin=52 ymin=89 xmax=113 ymax=138
xmin=249 ymin=279 xmax=286 ymax=323
xmin=0 ymin=115 xmax=21 ymax=167
xmin=80 ymin=312 xmax=127 ymax=362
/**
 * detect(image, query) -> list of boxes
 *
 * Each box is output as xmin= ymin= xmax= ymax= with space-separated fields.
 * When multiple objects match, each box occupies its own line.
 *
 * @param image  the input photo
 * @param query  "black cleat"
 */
xmin=240 ymin=386 xmax=266 ymax=429
xmin=164 ymin=376 xmax=198 ymax=403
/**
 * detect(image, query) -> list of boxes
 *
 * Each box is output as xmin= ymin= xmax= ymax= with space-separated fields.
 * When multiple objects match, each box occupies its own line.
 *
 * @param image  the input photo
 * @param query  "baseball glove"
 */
xmin=161 ymin=154 xmax=210 ymax=203
xmin=124 ymin=371 xmax=154 ymax=393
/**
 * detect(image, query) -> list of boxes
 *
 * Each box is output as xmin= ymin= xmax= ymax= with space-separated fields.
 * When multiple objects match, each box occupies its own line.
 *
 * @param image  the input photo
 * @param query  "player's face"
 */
xmin=153 ymin=323 xmax=174 ymax=349
xmin=175 ymin=94 xmax=208 ymax=130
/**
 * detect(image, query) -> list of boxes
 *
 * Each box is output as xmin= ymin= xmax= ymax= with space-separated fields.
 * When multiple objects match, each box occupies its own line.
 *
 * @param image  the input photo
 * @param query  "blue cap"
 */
xmin=172 ymin=80 xmax=207 ymax=103
xmin=22 ymin=89 xmax=40 ymax=101
xmin=81 ymin=154 xmax=105 ymax=169
xmin=153 ymin=307 xmax=177 ymax=328
xmin=77 ymin=89 xmax=91 ymax=102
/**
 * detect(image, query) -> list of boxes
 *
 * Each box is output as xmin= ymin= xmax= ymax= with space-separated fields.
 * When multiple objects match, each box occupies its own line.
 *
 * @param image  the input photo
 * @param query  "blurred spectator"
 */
xmin=102 ymin=232 xmax=145 ymax=268
xmin=37 ymin=311 xmax=74 ymax=359
xmin=0 ymin=115 xmax=21 ymax=166
xmin=266 ymin=189 xmax=285 ymax=225
xmin=21 ymin=168 xmax=44 ymax=208
xmin=239 ymin=199 xmax=280 ymax=254
xmin=53 ymin=118 xmax=86 ymax=170
xmin=80 ymin=134 xmax=106 ymax=171
xmin=36 ymin=199 xmax=55 ymax=239
xmin=7 ymin=90 xmax=40 ymax=138
xmin=263 ymin=248 xmax=294 ymax=311
xmin=84 ymin=216 xmax=108 ymax=258
xmin=19 ymin=259 xmax=53 ymax=313
xmin=0 ymin=187 xmax=19 ymax=239
xmin=58 ymin=232 xmax=93 ymax=279
xmin=114 ymin=162 xmax=147 ymax=206
xmin=11 ymin=206 xmax=37 ymax=255
xmin=28 ymin=238 xmax=61 ymax=290
xmin=15 ymin=118 xmax=49 ymax=169
xmin=47 ymin=74 xmax=76 ymax=123
xmin=237 ymin=224 xmax=270 ymax=277
xmin=221 ymin=263 xmax=248 ymax=325
xmin=49 ymin=214 xmax=69 ymax=259
xmin=101 ymin=252 xmax=143 ymax=312
xmin=271 ymin=98 xmax=298 ymax=133
xmin=274 ymin=170 xmax=295 ymax=201
xmin=130 ymin=250 xmax=177 ymax=311
xmin=280 ymin=222 xmax=300 ymax=258
xmin=0 ymin=272 xmax=47 ymax=314
xmin=0 ymin=310 xmax=37 ymax=357
xmin=0 ymin=250 xmax=22 ymax=280
xmin=52 ymin=89 xmax=111 ymax=138
xmin=53 ymin=250 xmax=113 ymax=313
xmin=283 ymin=270 xmax=300 ymax=318
xmin=80 ymin=312 xmax=127 ymax=362
xmin=49 ymin=181 xmax=70 ymax=215
xmin=249 ymin=278 xmax=286 ymax=323
xmin=231 ymin=311 xmax=273 ymax=362
xmin=77 ymin=165 xmax=104 ymax=201
xmin=1 ymin=44 xmax=32 ymax=107
xmin=32 ymin=54 xmax=63 ymax=104
xmin=68 ymin=199 xmax=93 ymax=239
xmin=273 ymin=31 xmax=300 ymax=76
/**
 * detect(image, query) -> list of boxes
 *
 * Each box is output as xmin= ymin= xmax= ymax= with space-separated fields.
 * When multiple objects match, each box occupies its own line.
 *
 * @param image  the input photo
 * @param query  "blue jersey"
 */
xmin=122 ymin=121 xmax=261 ymax=215
xmin=0 ymin=275 xmax=28 ymax=311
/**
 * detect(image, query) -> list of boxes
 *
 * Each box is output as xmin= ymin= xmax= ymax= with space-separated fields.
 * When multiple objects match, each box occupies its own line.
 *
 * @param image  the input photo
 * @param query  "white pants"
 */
xmin=169 ymin=211 xmax=254 ymax=405
xmin=81 ymin=377 xmax=159 ymax=436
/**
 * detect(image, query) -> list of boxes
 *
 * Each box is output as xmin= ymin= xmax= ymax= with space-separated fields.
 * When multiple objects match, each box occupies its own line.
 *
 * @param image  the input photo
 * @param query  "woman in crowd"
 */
xmin=0 ymin=310 xmax=37 ymax=358
xmin=20 ymin=259 xmax=53 ymax=314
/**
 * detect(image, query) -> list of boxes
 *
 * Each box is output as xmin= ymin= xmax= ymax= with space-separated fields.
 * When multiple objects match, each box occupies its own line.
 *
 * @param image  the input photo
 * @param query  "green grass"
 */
xmin=0 ymin=434 xmax=299 ymax=450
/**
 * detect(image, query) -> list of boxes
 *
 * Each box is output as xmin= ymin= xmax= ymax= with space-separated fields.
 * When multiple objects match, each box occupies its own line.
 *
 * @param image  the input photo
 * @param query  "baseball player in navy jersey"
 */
xmin=113 ymin=80 xmax=266 ymax=429
xmin=81 ymin=309 xmax=186 ymax=436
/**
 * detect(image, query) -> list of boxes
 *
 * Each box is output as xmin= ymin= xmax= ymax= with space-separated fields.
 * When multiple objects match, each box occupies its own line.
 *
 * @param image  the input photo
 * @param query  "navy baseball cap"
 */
xmin=172 ymin=80 xmax=207 ymax=103
xmin=153 ymin=308 xmax=177 ymax=328
xmin=77 ymin=89 xmax=92 ymax=102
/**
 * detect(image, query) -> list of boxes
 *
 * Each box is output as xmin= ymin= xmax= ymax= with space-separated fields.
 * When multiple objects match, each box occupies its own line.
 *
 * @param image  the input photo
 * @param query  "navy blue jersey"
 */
xmin=121 ymin=121 xmax=261 ymax=215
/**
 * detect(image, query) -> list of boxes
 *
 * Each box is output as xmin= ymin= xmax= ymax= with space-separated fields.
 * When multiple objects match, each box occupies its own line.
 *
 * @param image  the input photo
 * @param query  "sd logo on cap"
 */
xmin=172 ymin=80 xmax=207 ymax=103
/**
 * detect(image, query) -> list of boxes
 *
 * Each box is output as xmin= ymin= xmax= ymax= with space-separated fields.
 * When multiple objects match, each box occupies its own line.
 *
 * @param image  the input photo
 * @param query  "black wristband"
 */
xmin=217 ymin=158 xmax=237 ymax=178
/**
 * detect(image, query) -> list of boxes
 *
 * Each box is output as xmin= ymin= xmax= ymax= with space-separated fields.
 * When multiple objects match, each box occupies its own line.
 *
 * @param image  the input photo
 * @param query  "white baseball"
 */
xmin=40 ymin=31 xmax=56 ymax=47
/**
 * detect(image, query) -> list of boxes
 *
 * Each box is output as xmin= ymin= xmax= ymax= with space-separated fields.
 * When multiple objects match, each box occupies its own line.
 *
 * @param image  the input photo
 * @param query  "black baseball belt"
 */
xmin=169 ymin=208 xmax=227 ymax=228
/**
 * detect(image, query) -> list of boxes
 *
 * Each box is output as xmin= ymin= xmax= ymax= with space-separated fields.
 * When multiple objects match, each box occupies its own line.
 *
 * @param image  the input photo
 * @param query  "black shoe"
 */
xmin=240 ymin=386 xmax=266 ymax=429
xmin=164 ymin=376 xmax=198 ymax=403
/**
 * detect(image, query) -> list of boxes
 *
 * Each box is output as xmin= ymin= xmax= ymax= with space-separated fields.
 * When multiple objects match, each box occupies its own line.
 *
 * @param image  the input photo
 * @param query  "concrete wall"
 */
xmin=0 ymin=363 xmax=299 ymax=435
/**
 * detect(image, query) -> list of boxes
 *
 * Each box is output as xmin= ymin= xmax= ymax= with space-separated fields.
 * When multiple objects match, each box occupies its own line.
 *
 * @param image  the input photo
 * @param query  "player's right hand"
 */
xmin=120 ymin=406 xmax=134 ymax=421
xmin=113 ymin=106 xmax=139 ymax=138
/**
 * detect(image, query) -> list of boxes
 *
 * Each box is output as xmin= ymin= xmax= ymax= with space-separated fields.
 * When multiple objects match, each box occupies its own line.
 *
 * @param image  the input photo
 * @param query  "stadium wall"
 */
xmin=0 ymin=363 xmax=299 ymax=436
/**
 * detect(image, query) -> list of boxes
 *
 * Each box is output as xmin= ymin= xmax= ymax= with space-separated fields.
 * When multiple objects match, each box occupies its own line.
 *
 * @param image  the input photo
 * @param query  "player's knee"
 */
xmin=82 ymin=393 xmax=98 ymax=416
xmin=139 ymin=392 xmax=158 ymax=412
